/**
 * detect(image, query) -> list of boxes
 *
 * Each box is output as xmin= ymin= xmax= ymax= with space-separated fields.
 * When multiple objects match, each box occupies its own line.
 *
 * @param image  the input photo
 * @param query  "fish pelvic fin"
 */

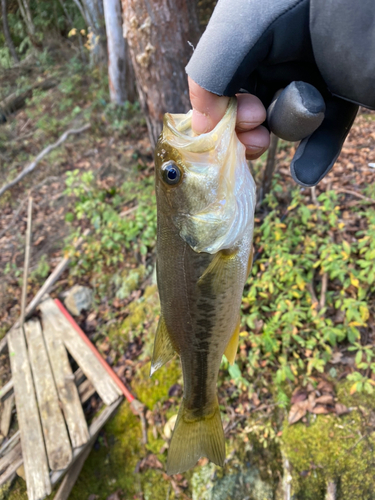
xmin=166 ymin=398 xmax=225 ymax=475
xmin=224 ymin=316 xmax=241 ymax=365
xmin=198 ymin=248 xmax=238 ymax=291
xmin=247 ymin=246 xmax=254 ymax=278
xmin=150 ymin=315 xmax=176 ymax=377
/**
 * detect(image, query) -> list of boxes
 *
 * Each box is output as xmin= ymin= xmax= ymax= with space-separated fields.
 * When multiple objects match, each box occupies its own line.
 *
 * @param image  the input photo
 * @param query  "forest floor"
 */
xmin=1 ymin=46 xmax=375 ymax=500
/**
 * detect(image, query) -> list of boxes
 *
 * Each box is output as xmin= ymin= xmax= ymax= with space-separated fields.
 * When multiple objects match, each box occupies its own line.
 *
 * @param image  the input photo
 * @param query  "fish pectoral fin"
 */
xmin=150 ymin=315 xmax=177 ymax=377
xmin=198 ymin=249 xmax=238 ymax=290
xmin=224 ymin=316 xmax=241 ymax=365
xmin=167 ymin=398 xmax=225 ymax=475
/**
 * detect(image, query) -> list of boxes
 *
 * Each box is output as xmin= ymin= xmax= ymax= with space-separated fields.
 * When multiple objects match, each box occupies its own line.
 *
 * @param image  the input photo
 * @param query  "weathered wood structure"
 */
xmin=0 ymin=296 xmax=124 ymax=500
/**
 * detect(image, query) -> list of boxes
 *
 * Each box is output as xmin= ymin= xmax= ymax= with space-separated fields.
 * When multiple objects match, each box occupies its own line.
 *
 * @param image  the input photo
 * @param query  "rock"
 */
xmin=192 ymin=463 xmax=274 ymax=500
xmin=64 ymin=285 xmax=93 ymax=316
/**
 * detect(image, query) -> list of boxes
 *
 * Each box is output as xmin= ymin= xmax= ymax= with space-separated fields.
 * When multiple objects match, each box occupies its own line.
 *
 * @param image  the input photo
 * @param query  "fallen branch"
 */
xmin=0 ymin=78 xmax=57 ymax=122
xmin=0 ymin=228 xmax=90 ymax=355
xmin=336 ymin=189 xmax=375 ymax=204
xmin=0 ymin=123 xmax=90 ymax=199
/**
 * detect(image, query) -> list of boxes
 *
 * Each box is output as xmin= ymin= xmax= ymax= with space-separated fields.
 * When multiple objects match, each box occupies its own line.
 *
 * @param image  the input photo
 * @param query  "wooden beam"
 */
xmin=0 ymin=393 xmax=14 ymax=438
xmin=53 ymin=441 xmax=94 ymax=500
xmin=25 ymin=319 xmax=72 ymax=471
xmin=50 ymin=396 xmax=123 ymax=485
xmin=8 ymin=327 xmax=51 ymax=500
xmin=42 ymin=298 xmax=121 ymax=405
xmin=39 ymin=298 xmax=89 ymax=449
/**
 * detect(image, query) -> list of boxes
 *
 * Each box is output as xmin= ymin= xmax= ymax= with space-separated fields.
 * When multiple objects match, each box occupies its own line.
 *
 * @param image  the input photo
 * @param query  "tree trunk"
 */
xmin=103 ymin=0 xmax=127 ymax=104
xmin=82 ymin=0 xmax=108 ymax=66
xmin=122 ymin=0 xmax=201 ymax=147
xmin=1 ymin=0 xmax=20 ymax=64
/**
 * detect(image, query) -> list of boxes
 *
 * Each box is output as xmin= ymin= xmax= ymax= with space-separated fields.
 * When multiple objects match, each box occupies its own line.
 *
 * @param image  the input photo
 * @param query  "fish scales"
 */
xmin=152 ymin=98 xmax=256 ymax=475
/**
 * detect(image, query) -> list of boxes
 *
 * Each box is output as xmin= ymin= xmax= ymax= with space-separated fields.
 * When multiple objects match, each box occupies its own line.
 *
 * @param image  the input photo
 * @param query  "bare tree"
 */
xmin=1 ymin=0 xmax=20 ymax=64
xmin=103 ymin=0 xmax=127 ymax=104
xmin=16 ymin=0 xmax=40 ymax=47
xmin=81 ymin=0 xmax=107 ymax=66
xmin=122 ymin=0 xmax=201 ymax=147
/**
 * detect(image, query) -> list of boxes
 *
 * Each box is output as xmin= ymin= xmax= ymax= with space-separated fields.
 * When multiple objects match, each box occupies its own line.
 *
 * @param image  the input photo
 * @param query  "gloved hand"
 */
xmin=187 ymin=0 xmax=374 ymax=187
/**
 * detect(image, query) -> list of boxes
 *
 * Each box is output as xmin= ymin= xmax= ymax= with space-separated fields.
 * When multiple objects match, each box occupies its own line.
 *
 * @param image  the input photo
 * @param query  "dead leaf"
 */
xmin=307 ymin=392 xmax=316 ymax=412
xmin=291 ymin=388 xmax=308 ymax=404
xmin=335 ymin=403 xmax=350 ymax=416
xmin=288 ymin=401 xmax=308 ymax=424
xmin=331 ymin=352 xmax=343 ymax=364
xmin=106 ymin=491 xmax=123 ymax=500
xmin=317 ymin=380 xmax=334 ymax=394
xmin=88 ymin=495 xmax=99 ymax=500
xmin=311 ymin=405 xmax=330 ymax=414
xmin=315 ymin=395 xmax=334 ymax=405
xmin=138 ymin=454 xmax=164 ymax=472
xmin=252 ymin=392 xmax=260 ymax=407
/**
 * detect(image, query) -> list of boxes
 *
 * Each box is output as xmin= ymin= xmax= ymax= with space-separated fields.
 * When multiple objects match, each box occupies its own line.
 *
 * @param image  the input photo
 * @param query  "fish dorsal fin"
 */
xmin=224 ymin=316 xmax=241 ymax=365
xmin=150 ymin=315 xmax=176 ymax=377
xmin=198 ymin=249 xmax=238 ymax=291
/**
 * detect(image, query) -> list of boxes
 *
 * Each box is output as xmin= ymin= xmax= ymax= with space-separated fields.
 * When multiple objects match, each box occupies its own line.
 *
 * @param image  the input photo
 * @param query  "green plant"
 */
xmin=239 ymin=187 xmax=375 ymax=399
xmin=64 ymin=168 xmax=157 ymax=278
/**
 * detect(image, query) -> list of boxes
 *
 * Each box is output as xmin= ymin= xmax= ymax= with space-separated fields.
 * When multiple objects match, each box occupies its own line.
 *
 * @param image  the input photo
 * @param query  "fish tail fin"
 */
xmin=166 ymin=398 xmax=225 ymax=475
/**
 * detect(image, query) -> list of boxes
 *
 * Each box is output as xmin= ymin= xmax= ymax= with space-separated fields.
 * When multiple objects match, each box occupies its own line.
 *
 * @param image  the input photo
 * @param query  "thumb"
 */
xmin=188 ymin=76 xmax=229 ymax=134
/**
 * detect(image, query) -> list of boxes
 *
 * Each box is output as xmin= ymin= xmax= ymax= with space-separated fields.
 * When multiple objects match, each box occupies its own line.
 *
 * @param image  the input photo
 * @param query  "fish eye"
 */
xmin=161 ymin=161 xmax=182 ymax=186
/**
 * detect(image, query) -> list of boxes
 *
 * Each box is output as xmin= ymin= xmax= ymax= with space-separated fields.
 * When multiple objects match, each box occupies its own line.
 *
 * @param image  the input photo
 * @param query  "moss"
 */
xmin=282 ymin=383 xmax=375 ymax=500
xmin=69 ymin=402 xmax=142 ymax=499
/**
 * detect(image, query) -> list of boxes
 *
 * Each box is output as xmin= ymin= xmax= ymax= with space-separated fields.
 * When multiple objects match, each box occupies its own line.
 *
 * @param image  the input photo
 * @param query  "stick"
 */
xmin=336 ymin=188 xmax=375 ymax=204
xmin=0 ymin=229 xmax=90 ymax=355
xmin=20 ymin=197 xmax=33 ymax=333
xmin=0 ymin=124 xmax=90 ymax=199
xmin=0 ymin=176 xmax=60 ymax=239
xmin=319 ymin=272 xmax=328 ymax=311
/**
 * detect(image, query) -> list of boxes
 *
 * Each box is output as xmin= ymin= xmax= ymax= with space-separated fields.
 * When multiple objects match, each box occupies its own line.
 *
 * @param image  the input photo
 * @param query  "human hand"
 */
xmin=188 ymin=76 xmax=270 ymax=161
xmin=185 ymin=0 xmax=371 ymax=187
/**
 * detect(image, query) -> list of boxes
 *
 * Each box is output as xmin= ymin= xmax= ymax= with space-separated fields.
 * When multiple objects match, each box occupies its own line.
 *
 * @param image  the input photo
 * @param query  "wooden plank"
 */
xmin=0 ymin=229 xmax=90 ymax=356
xmin=53 ymin=441 xmax=94 ymax=500
xmin=25 ymin=319 xmax=72 ymax=471
xmin=0 ymin=431 xmax=20 ymax=458
xmin=8 ymin=327 xmax=51 ymax=500
xmin=39 ymin=299 xmax=89 ymax=448
xmin=0 ymin=393 xmax=14 ymax=437
xmin=0 ymin=457 xmax=23 ymax=487
xmin=50 ymin=397 xmax=123 ymax=486
xmin=40 ymin=298 xmax=121 ymax=405
xmin=78 ymin=379 xmax=96 ymax=405
xmin=0 ymin=379 xmax=13 ymax=400
xmin=0 ymin=442 xmax=21 ymax=475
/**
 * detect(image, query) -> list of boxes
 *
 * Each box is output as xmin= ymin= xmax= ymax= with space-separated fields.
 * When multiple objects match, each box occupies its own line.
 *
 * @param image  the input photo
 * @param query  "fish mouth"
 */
xmin=163 ymin=98 xmax=237 ymax=153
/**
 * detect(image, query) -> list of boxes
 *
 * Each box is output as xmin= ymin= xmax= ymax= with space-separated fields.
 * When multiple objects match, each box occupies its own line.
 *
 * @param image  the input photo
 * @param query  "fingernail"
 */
xmin=192 ymin=110 xmax=212 ymax=134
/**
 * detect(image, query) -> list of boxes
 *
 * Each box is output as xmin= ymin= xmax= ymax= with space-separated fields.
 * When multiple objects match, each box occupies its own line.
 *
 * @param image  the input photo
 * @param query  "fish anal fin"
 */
xmin=198 ymin=249 xmax=238 ymax=290
xmin=167 ymin=398 xmax=225 ymax=475
xmin=224 ymin=317 xmax=241 ymax=365
xmin=150 ymin=315 xmax=176 ymax=377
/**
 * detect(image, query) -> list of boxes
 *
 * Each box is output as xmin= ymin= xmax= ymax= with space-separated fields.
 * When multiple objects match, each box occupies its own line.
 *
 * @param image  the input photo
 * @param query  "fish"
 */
xmin=152 ymin=98 xmax=256 ymax=475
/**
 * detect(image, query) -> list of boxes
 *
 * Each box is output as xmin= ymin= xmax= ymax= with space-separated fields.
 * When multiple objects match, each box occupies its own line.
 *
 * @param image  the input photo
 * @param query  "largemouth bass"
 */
xmin=152 ymin=98 xmax=256 ymax=475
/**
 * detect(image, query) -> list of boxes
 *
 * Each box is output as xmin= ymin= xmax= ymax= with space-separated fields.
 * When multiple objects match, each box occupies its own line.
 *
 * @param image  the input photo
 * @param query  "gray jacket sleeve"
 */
xmin=310 ymin=0 xmax=375 ymax=108
xmin=185 ymin=0 xmax=305 ymax=96
xmin=186 ymin=0 xmax=375 ymax=109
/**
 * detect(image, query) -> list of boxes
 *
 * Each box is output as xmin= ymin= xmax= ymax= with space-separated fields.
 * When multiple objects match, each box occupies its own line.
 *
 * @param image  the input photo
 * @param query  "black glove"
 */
xmin=186 ymin=0 xmax=375 ymax=187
